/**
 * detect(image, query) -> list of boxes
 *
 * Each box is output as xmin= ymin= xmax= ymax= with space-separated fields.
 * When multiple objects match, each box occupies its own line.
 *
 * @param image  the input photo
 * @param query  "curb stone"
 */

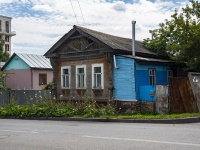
xmin=0 ymin=116 xmax=200 ymax=124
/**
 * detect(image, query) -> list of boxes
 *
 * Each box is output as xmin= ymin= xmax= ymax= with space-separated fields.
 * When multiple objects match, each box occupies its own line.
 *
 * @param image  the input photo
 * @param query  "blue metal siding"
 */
xmin=113 ymin=56 xmax=136 ymax=101
xmin=139 ymin=86 xmax=155 ymax=101
xmin=135 ymin=70 xmax=148 ymax=100
xmin=156 ymin=71 xmax=168 ymax=85
xmin=4 ymin=55 xmax=30 ymax=70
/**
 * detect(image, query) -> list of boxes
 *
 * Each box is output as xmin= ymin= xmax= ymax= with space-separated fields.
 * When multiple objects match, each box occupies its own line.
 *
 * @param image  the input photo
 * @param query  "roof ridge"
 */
xmin=74 ymin=25 xmax=133 ymax=41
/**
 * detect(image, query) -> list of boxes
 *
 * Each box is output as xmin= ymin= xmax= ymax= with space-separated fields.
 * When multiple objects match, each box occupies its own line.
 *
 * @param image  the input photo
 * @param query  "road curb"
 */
xmin=0 ymin=116 xmax=200 ymax=124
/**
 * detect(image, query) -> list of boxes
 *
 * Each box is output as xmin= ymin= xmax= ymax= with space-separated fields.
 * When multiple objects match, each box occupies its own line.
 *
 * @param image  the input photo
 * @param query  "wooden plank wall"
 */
xmin=56 ymin=57 xmax=111 ymax=101
xmin=169 ymin=77 xmax=198 ymax=113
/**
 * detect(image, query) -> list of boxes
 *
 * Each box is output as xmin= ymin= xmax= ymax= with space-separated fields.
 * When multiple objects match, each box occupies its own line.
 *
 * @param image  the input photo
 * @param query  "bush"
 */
xmin=0 ymin=95 xmax=117 ymax=118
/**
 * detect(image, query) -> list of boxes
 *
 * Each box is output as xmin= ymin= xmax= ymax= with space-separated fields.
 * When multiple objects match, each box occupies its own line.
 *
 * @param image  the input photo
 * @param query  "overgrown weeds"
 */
xmin=0 ymin=95 xmax=117 ymax=118
xmin=0 ymin=95 xmax=200 ymax=119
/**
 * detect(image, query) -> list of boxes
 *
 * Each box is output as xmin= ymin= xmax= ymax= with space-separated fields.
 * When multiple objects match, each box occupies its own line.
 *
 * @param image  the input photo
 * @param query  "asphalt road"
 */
xmin=0 ymin=119 xmax=200 ymax=150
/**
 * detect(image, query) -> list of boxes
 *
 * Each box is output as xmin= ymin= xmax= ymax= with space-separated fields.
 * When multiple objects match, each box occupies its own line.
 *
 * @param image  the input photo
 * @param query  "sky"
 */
xmin=0 ymin=0 xmax=197 ymax=55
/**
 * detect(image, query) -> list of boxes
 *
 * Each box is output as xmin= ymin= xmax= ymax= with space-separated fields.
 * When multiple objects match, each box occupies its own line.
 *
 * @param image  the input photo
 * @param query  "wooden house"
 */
xmin=1 ymin=53 xmax=53 ymax=90
xmin=44 ymin=25 xmax=174 ymax=102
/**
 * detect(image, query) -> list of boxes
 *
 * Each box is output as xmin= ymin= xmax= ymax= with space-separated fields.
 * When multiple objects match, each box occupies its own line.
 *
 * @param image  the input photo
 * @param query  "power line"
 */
xmin=77 ymin=0 xmax=86 ymax=25
xmin=69 ymin=0 xmax=79 ymax=25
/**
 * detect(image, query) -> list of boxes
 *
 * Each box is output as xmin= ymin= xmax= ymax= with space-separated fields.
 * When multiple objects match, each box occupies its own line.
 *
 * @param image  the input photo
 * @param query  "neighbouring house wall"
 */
xmin=3 ymin=55 xmax=30 ymax=70
xmin=113 ymin=56 xmax=136 ymax=101
xmin=32 ymin=69 xmax=53 ymax=90
xmin=135 ymin=63 xmax=170 ymax=101
xmin=4 ymin=69 xmax=32 ymax=89
xmin=56 ymin=57 xmax=111 ymax=101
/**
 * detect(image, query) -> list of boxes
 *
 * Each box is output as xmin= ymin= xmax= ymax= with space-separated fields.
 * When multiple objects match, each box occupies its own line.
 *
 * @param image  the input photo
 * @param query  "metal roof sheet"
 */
xmin=16 ymin=53 xmax=52 ymax=69
xmin=120 ymin=55 xmax=174 ymax=63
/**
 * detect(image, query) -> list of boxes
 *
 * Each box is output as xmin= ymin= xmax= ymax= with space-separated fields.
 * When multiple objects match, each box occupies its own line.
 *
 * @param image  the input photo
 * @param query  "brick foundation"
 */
xmin=116 ymin=101 xmax=155 ymax=113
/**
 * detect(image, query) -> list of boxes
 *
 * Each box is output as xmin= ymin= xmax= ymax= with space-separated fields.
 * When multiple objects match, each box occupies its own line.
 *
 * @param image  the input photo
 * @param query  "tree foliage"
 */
xmin=0 ymin=40 xmax=9 ymax=62
xmin=143 ymin=0 xmax=200 ymax=71
xmin=0 ymin=40 xmax=9 ymax=90
xmin=0 ymin=71 xmax=9 ymax=90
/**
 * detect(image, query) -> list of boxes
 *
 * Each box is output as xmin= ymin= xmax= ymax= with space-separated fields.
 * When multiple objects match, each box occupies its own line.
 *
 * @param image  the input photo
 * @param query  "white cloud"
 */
xmin=0 ymin=0 xmax=191 ymax=55
xmin=112 ymin=1 xmax=127 ymax=12
xmin=31 ymin=4 xmax=53 ymax=12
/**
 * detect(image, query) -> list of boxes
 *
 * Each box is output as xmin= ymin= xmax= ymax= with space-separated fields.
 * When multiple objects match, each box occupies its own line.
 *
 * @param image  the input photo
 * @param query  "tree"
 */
xmin=143 ymin=0 xmax=200 ymax=71
xmin=0 ymin=71 xmax=9 ymax=90
xmin=0 ymin=40 xmax=10 ymax=90
xmin=0 ymin=40 xmax=9 ymax=62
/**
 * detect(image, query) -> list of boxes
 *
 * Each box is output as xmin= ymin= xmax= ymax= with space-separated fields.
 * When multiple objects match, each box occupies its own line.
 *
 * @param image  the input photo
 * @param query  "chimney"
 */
xmin=132 ymin=21 xmax=136 ymax=56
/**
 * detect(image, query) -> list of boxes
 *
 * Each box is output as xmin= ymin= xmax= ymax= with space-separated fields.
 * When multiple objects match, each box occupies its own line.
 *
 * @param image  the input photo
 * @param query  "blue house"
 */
xmin=44 ymin=25 xmax=174 ymax=104
xmin=113 ymin=55 xmax=172 ymax=102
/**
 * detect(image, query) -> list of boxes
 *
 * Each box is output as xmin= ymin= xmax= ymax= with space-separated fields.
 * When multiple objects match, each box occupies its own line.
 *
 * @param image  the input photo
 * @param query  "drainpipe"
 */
xmin=113 ymin=55 xmax=119 ymax=69
xmin=132 ymin=21 xmax=136 ymax=56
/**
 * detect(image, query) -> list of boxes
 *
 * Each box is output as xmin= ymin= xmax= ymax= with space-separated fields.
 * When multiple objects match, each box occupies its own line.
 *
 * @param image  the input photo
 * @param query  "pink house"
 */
xmin=1 ymin=53 xmax=53 ymax=90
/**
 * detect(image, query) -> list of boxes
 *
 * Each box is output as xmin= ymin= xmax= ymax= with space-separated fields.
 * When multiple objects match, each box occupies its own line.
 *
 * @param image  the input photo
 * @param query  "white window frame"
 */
xmin=92 ymin=63 xmax=104 ymax=89
xmin=76 ymin=65 xmax=86 ymax=89
xmin=61 ymin=66 xmax=71 ymax=89
xmin=149 ymin=68 xmax=156 ymax=86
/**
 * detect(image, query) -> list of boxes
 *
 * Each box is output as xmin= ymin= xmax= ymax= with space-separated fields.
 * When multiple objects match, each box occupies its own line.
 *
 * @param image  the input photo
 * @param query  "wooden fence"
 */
xmin=169 ymin=77 xmax=199 ymax=113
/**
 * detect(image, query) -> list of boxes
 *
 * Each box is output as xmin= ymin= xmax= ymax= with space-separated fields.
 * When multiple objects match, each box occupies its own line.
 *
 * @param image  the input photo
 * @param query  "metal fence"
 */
xmin=0 ymin=90 xmax=51 ymax=106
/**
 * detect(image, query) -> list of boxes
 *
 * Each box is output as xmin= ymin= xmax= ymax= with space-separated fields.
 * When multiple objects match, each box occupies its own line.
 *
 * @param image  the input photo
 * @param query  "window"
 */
xmin=92 ymin=64 xmax=104 ymax=89
xmin=76 ymin=65 xmax=86 ymax=88
xmin=5 ymin=44 xmax=9 ymax=51
xmin=149 ymin=69 xmax=156 ymax=86
xmin=39 ymin=74 xmax=47 ymax=85
xmin=5 ymin=36 xmax=9 ymax=42
xmin=5 ymin=21 xmax=9 ymax=33
xmin=61 ymin=66 xmax=70 ymax=88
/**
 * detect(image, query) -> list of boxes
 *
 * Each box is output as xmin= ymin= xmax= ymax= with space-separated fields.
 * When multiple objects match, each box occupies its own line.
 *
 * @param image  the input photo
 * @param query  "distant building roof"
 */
xmin=1 ymin=53 xmax=52 ymax=70
xmin=0 ymin=15 xmax=12 ymax=19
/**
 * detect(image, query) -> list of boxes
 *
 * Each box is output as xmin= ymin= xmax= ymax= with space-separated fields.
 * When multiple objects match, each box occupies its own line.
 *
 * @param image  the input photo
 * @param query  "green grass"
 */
xmin=117 ymin=113 xmax=200 ymax=120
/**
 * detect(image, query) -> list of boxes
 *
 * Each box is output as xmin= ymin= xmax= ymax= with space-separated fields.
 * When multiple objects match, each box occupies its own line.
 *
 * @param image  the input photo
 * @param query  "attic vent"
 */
xmin=87 ymin=38 xmax=93 ymax=44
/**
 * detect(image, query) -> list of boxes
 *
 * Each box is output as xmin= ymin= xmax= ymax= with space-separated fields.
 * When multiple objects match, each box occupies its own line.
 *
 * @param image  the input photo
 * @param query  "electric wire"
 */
xmin=69 ymin=0 xmax=79 ymax=25
xmin=77 ymin=0 xmax=86 ymax=25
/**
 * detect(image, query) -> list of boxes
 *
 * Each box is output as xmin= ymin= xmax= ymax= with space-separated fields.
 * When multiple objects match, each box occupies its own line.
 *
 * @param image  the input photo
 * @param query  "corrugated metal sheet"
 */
xmin=16 ymin=53 xmax=52 ymax=69
xmin=121 ymin=55 xmax=174 ymax=63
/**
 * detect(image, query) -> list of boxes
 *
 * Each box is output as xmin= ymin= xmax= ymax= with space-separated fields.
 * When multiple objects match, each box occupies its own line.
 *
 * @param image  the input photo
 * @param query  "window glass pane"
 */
xmin=66 ymin=75 xmax=69 ymax=87
xmin=63 ymin=69 xmax=68 ymax=74
xmin=97 ymin=74 xmax=101 ymax=87
xmin=94 ymin=67 xmax=101 ymax=73
xmin=62 ymin=75 xmax=66 ymax=87
xmin=39 ymin=74 xmax=47 ymax=85
xmin=78 ymin=68 xmax=84 ymax=74
xmin=94 ymin=74 xmax=96 ymax=87
xmin=78 ymin=74 xmax=84 ymax=88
